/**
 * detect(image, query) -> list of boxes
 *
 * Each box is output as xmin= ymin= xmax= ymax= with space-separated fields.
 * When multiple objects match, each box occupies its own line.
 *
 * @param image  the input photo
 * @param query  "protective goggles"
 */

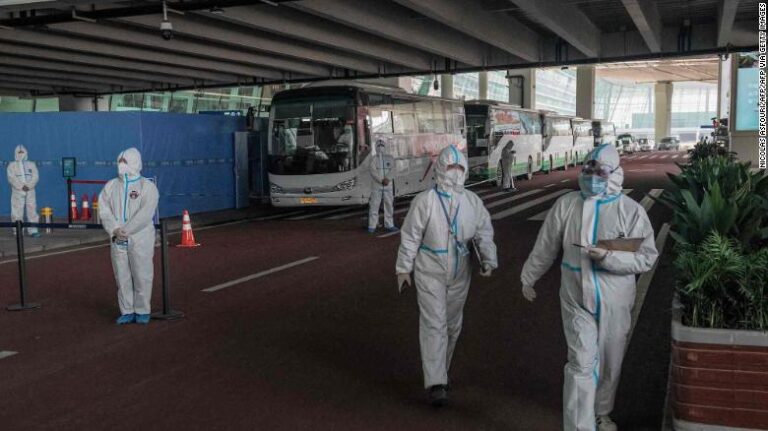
xmin=580 ymin=159 xmax=615 ymax=178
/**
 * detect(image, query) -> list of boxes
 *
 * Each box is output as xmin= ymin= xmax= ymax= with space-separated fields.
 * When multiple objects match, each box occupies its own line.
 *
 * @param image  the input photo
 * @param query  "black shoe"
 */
xmin=428 ymin=384 xmax=448 ymax=407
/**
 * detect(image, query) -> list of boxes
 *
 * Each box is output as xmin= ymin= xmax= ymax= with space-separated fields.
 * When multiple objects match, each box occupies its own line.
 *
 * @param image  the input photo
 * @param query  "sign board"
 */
xmin=62 ymin=157 xmax=76 ymax=178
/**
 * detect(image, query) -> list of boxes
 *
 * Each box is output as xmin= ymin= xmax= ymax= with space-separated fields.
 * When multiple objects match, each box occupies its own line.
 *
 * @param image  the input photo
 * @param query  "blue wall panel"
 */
xmin=0 ymin=112 xmax=244 ymax=218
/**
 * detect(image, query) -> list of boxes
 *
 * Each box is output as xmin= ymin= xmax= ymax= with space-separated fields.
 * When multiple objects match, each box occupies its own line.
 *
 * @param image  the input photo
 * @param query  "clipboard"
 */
xmin=596 ymin=237 xmax=644 ymax=252
xmin=471 ymin=238 xmax=483 ymax=267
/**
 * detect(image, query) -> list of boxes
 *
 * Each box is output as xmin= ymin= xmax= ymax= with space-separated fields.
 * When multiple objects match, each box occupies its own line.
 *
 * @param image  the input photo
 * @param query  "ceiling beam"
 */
xmin=0 ymin=28 xmax=281 ymax=80
xmin=46 ymin=20 xmax=328 ymax=78
xmin=717 ymin=0 xmax=740 ymax=47
xmin=0 ymin=77 xmax=104 ymax=93
xmin=620 ymin=0 xmax=662 ymax=53
xmin=195 ymin=6 xmax=432 ymax=70
xmin=507 ymin=0 xmax=601 ymax=58
xmin=0 ymin=65 xmax=152 ymax=89
xmin=0 ymin=55 xmax=197 ymax=87
xmin=0 ymin=43 xmax=237 ymax=84
xmin=118 ymin=14 xmax=381 ymax=74
xmin=291 ymin=0 xmax=488 ymax=66
xmin=393 ymin=0 xmax=538 ymax=61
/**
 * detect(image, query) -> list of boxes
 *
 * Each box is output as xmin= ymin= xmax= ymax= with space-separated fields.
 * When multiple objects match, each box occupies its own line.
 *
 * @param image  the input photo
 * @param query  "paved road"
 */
xmin=0 ymin=151 xmax=683 ymax=430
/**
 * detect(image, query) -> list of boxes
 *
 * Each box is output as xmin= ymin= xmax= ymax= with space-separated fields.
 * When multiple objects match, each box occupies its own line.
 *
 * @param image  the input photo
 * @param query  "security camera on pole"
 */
xmin=159 ymin=1 xmax=183 ymax=40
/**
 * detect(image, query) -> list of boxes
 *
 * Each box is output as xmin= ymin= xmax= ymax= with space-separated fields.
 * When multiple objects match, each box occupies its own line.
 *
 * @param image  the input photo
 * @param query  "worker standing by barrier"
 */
xmin=500 ymin=141 xmax=518 ymax=192
xmin=7 ymin=145 xmax=41 ymax=237
xmin=98 ymin=148 xmax=159 ymax=325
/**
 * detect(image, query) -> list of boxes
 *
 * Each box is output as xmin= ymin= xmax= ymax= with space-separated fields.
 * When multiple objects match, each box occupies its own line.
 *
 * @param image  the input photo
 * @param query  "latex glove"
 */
xmin=479 ymin=264 xmax=493 ymax=277
xmin=113 ymin=228 xmax=128 ymax=241
xmin=522 ymin=284 xmax=537 ymax=302
xmin=587 ymin=246 xmax=609 ymax=261
xmin=382 ymin=178 xmax=390 ymax=186
xmin=397 ymin=273 xmax=411 ymax=293
xmin=22 ymin=185 xmax=29 ymax=192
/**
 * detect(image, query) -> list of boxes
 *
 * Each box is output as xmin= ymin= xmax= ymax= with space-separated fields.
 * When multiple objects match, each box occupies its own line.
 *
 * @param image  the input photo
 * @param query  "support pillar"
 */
xmin=576 ymin=66 xmax=595 ymax=119
xmin=478 ymin=71 xmax=488 ymax=100
xmin=440 ymin=74 xmax=454 ymax=99
xmin=717 ymin=56 xmax=733 ymax=119
xmin=507 ymin=69 xmax=535 ymax=108
xmin=654 ymin=81 xmax=673 ymax=142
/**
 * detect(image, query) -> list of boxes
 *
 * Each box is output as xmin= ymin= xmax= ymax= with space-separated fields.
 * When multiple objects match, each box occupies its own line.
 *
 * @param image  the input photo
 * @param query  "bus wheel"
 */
xmin=493 ymin=161 xmax=502 ymax=187
xmin=525 ymin=157 xmax=533 ymax=180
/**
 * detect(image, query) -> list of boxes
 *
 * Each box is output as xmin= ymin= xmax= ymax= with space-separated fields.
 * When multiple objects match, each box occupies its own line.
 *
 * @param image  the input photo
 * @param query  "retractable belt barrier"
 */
xmin=0 ymin=219 xmax=183 ymax=321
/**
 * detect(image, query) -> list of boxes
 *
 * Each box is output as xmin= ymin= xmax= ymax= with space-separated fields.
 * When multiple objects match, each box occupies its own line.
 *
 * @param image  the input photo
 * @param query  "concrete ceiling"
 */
xmin=0 ymin=0 xmax=758 ymax=96
xmin=595 ymin=56 xmax=720 ymax=83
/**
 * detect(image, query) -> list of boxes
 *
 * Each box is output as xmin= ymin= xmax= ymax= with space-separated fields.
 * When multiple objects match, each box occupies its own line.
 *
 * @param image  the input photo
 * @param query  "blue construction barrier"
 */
xmin=0 ymin=112 xmax=245 ymax=218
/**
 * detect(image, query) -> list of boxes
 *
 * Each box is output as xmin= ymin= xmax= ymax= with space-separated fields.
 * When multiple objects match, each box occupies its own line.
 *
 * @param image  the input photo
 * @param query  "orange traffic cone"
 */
xmin=176 ymin=210 xmax=200 ymax=248
xmin=91 ymin=193 xmax=100 ymax=223
xmin=69 ymin=192 xmax=79 ymax=221
xmin=80 ymin=194 xmax=91 ymax=221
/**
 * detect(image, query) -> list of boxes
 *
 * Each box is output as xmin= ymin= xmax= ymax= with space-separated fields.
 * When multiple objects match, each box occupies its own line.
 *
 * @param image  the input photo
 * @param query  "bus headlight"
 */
xmin=332 ymin=177 xmax=357 ymax=192
xmin=270 ymin=183 xmax=284 ymax=194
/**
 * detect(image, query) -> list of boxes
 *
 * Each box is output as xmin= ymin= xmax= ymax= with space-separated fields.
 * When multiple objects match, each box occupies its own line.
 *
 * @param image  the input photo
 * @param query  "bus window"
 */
xmin=519 ymin=111 xmax=542 ymax=135
xmin=415 ymin=101 xmax=446 ymax=133
xmin=369 ymin=108 xmax=393 ymax=134
xmin=393 ymin=101 xmax=417 ymax=134
xmin=269 ymin=98 xmax=356 ymax=175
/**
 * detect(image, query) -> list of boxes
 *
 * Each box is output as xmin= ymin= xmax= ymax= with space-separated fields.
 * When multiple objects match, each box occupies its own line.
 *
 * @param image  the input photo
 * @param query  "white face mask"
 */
xmin=118 ymin=162 xmax=130 ymax=176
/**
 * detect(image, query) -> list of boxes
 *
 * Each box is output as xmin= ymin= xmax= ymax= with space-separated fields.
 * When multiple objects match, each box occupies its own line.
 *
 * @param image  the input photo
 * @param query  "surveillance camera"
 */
xmin=160 ymin=20 xmax=173 ymax=40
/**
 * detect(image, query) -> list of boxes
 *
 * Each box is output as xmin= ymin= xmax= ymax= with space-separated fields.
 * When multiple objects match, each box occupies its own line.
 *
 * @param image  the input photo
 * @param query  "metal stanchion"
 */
xmin=151 ymin=219 xmax=184 ymax=320
xmin=7 ymin=220 xmax=41 ymax=311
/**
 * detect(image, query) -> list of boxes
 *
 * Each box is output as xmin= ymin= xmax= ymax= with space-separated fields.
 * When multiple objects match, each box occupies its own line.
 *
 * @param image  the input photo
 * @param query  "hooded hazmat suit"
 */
xmin=368 ymin=141 xmax=395 ymax=231
xmin=396 ymin=145 xmax=498 ymax=389
xmin=6 ymin=145 xmax=40 ymax=235
xmin=500 ymin=141 xmax=517 ymax=190
xmin=99 ymin=148 xmax=159 ymax=317
xmin=520 ymin=144 xmax=658 ymax=430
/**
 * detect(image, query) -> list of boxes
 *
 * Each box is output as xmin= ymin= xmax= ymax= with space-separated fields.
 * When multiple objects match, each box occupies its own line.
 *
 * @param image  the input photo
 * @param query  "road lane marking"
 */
xmin=347 ymin=189 xmax=515 ymax=221
xmin=485 ymin=189 xmax=544 ymax=210
xmin=0 ymin=243 xmax=109 ymax=266
xmin=527 ymin=189 xmax=633 ymax=221
xmin=491 ymin=189 xmax=572 ymax=221
xmin=639 ymin=189 xmax=664 ymax=212
xmin=659 ymin=155 xmax=669 ymax=159
xmin=377 ymin=230 xmax=401 ymax=239
xmin=254 ymin=210 xmax=307 ymax=221
xmin=627 ymin=169 xmax=656 ymax=172
xmin=202 ymin=256 xmax=319 ymax=293
xmin=630 ymin=223 xmax=671 ymax=338
xmin=560 ymin=179 xmax=570 ymax=183
xmin=647 ymin=154 xmax=659 ymax=159
xmin=0 ymin=351 xmax=18 ymax=360
xmin=637 ymin=155 xmax=649 ymax=159
xmin=544 ymin=183 xmax=555 ymax=188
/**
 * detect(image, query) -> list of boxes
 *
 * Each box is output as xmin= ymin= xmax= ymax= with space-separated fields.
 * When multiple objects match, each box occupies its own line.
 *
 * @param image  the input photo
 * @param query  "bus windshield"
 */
xmin=269 ymin=97 xmax=356 ymax=175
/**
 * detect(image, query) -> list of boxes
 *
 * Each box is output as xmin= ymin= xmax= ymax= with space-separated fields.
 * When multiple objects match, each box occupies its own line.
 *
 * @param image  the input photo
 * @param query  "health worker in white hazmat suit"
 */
xmin=368 ymin=140 xmax=397 ymax=233
xmin=7 ymin=145 xmax=40 ymax=237
xmin=520 ymin=143 xmax=658 ymax=431
xmin=99 ymin=148 xmax=159 ymax=325
xmin=396 ymin=145 xmax=498 ymax=406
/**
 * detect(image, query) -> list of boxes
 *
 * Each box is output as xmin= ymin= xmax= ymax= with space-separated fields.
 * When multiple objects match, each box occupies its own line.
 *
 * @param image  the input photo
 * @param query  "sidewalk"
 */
xmin=0 ymin=203 xmax=280 ymax=258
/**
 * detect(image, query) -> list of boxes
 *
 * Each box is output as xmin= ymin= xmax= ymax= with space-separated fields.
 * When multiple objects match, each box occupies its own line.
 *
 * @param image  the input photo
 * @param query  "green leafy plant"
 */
xmin=687 ymin=141 xmax=735 ymax=164
xmin=675 ymin=232 xmax=768 ymax=330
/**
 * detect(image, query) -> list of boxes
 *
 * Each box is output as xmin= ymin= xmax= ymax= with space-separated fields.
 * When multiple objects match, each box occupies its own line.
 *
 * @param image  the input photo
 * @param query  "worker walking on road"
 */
xmin=500 ymin=141 xmax=517 ymax=192
xmin=99 ymin=148 xmax=159 ymax=325
xmin=396 ymin=145 xmax=498 ymax=406
xmin=519 ymin=144 xmax=658 ymax=431
xmin=368 ymin=140 xmax=397 ymax=233
xmin=7 ymin=145 xmax=41 ymax=238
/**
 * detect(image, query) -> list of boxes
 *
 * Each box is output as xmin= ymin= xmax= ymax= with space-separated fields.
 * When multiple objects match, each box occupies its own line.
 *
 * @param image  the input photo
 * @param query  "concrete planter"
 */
xmin=671 ymin=303 xmax=768 ymax=430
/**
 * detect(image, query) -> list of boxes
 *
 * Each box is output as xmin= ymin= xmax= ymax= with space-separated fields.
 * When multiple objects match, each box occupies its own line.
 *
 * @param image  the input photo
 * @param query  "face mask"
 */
xmin=118 ymin=162 xmax=130 ymax=176
xmin=443 ymin=169 xmax=465 ymax=192
xmin=579 ymin=174 xmax=607 ymax=196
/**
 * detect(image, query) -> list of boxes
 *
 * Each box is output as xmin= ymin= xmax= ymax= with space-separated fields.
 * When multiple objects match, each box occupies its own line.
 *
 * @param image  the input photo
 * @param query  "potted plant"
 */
xmin=656 ymin=150 xmax=768 ymax=430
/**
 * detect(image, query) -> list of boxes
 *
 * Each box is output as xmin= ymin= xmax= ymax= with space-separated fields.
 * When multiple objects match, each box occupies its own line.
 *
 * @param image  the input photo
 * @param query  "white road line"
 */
xmin=0 ymin=243 xmax=109 ymax=266
xmin=202 ymin=256 xmax=319 ymax=293
xmin=345 ymin=189 xmax=512 ymax=221
xmin=485 ymin=189 xmax=544 ymax=210
xmin=0 ymin=351 xmax=18 ymax=360
xmin=287 ymin=206 xmax=362 ymax=220
xmin=492 ymin=189 xmax=572 ymax=221
xmin=254 ymin=210 xmax=306 ymax=221
xmin=630 ymin=223 xmax=671 ymax=337
xmin=639 ymin=189 xmax=664 ymax=212
xmin=528 ymin=189 xmax=633 ymax=221
xmin=377 ymin=230 xmax=401 ymax=239
xmin=560 ymin=179 xmax=570 ymax=183
xmin=627 ymin=169 xmax=656 ymax=173
xmin=659 ymin=155 xmax=669 ymax=159
xmin=544 ymin=183 xmax=556 ymax=188
xmin=647 ymin=154 xmax=659 ymax=159
xmin=637 ymin=155 xmax=649 ymax=160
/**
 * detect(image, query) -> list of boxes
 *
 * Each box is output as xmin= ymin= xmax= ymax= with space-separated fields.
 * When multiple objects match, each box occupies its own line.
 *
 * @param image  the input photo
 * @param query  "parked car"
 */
xmin=658 ymin=136 xmax=680 ymax=151
xmin=638 ymin=138 xmax=654 ymax=152
xmin=617 ymin=133 xmax=640 ymax=153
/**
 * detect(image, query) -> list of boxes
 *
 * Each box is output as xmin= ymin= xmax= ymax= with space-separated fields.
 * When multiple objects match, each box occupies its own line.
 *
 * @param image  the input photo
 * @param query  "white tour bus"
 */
xmin=268 ymin=81 xmax=466 ymax=207
xmin=571 ymin=118 xmax=594 ymax=164
xmin=541 ymin=111 xmax=575 ymax=172
xmin=464 ymin=100 xmax=543 ymax=184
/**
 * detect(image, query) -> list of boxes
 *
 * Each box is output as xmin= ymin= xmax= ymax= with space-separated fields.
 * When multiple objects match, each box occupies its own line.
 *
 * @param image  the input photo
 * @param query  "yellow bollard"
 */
xmin=41 ymin=207 xmax=53 ymax=234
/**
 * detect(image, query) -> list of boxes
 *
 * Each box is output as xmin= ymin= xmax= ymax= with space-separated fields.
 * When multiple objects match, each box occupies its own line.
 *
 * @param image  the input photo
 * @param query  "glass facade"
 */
xmin=536 ymin=68 xmax=577 ymax=115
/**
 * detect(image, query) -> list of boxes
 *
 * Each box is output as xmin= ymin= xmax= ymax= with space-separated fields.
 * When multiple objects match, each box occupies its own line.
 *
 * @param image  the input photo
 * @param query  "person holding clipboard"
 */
xmin=519 ymin=143 xmax=658 ymax=431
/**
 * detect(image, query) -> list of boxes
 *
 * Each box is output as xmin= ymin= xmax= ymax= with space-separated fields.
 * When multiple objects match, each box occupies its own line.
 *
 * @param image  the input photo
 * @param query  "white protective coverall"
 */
xmin=500 ymin=141 xmax=516 ymax=190
xmin=520 ymin=144 xmax=658 ymax=430
xmin=99 ymin=148 xmax=159 ymax=316
xmin=368 ymin=142 xmax=395 ymax=230
xmin=396 ymin=145 xmax=498 ymax=388
xmin=7 ymin=145 xmax=40 ymax=235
